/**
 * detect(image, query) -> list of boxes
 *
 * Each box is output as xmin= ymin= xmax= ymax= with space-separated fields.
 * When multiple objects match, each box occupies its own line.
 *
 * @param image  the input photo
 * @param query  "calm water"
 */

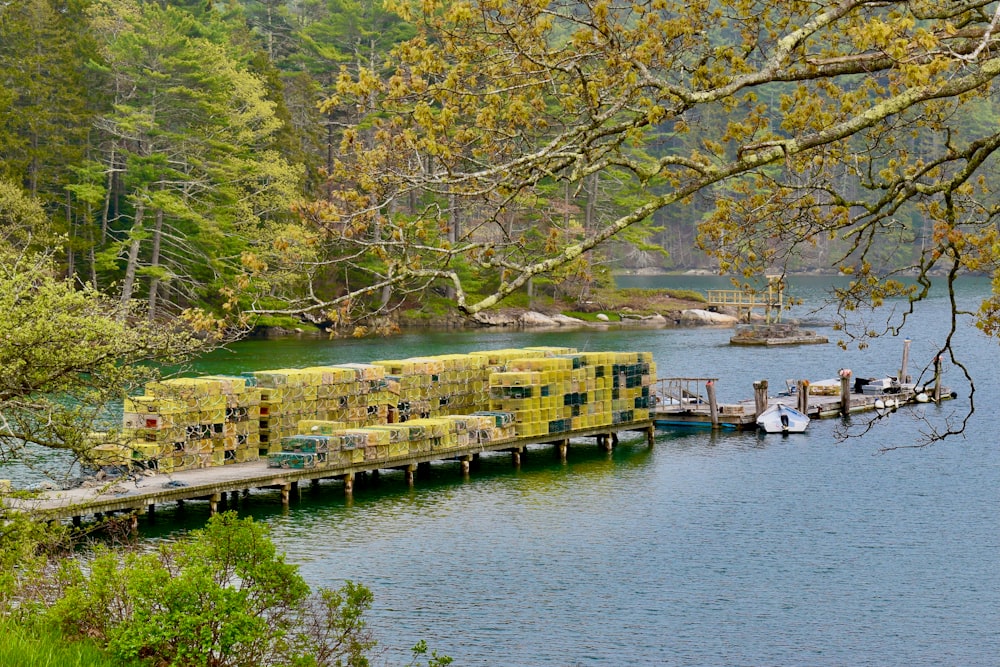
xmin=17 ymin=277 xmax=1000 ymax=665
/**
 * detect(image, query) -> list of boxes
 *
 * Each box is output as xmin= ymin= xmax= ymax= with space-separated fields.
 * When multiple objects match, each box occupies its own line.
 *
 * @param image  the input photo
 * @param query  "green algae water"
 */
xmin=19 ymin=277 xmax=1000 ymax=665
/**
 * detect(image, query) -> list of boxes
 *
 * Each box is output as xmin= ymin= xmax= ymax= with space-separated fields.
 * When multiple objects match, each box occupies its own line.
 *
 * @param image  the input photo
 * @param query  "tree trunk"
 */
xmin=446 ymin=191 xmax=458 ymax=300
xmin=65 ymin=190 xmax=75 ymax=278
xmin=147 ymin=208 xmax=164 ymax=321
xmin=585 ymin=173 xmax=598 ymax=232
xmin=101 ymin=146 xmax=116 ymax=242
xmin=118 ymin=200 xmax=145 ymax=318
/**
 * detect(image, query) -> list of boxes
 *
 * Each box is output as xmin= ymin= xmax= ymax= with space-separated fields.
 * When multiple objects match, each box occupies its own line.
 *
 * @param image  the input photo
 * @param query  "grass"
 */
xmin=562 ymin=311 xmax=622 ymax=322
xmin=0 ymin=618 xmax=138 ymax=667
xmin=251 ymin=314 xmax=321 ymax=332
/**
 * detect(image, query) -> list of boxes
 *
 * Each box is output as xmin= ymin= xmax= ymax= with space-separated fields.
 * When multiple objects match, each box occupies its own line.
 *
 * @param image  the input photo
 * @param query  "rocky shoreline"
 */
xmin=256 ymin=304 xmax=745 ymax=337
xmin=467 ymin=306 xmax=741 ymax=329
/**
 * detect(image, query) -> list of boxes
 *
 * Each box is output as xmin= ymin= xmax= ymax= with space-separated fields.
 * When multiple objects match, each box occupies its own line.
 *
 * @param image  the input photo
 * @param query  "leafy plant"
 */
xmin=48 ymin=512 xmax=410 ymax=667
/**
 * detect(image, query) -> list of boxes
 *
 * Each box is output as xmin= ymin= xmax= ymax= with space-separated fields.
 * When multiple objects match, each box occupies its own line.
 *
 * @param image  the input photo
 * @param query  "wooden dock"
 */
xmin=10 ymin=421 xmax=655 ymax=524
xmin=652 ymin=376 xmax=953 ymax=431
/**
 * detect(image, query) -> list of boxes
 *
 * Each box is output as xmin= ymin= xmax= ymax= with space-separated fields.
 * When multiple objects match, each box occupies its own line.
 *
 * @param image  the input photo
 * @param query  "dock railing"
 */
xmin=705 ymin=275 xmax=785 ymax=323
xmin=653 ymin=378 xmax=715 ymax=408
xmin=653 ymin=377 xmax=726 ymax=428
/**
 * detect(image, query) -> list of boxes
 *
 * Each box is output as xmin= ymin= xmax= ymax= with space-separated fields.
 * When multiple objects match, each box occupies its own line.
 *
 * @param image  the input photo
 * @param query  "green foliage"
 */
xmin=0 ymin=512 xmax=71 ymax=619
xmin=251 ymin=314 xmax=322 ymax=332
xmin=408 ymin=640 xmax=453 ymax=667
xmin=0 ymin=179 xmax=206 ymax=478
xmin=47 ymin=512 xmax=391 ymax=667
xmin=0 ymin=513 xmax=444 ymax=667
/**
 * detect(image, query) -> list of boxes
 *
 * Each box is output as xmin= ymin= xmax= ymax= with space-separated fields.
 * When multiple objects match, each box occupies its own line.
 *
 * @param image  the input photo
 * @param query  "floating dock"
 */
xmin=652 ymin=374 xmax=953 ymax=431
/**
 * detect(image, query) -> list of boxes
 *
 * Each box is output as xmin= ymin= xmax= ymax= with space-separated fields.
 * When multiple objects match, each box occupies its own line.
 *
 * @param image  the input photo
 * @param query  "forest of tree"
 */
xmin=4 ymin=0 xmax=1000 ymax=338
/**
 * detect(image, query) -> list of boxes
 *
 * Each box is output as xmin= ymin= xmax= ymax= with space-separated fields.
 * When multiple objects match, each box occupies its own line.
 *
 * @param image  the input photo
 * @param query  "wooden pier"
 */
xmin=705 ymin=274 xmax=786 ymax=323
xmin=652 ymin=372 xmax=953 ymax=431
xmin=10 ymin=421 xmax=655 ymax=524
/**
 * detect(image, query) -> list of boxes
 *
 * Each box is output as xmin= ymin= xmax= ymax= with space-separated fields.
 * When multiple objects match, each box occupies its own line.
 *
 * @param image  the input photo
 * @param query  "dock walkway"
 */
xmin=652 ymin=378 xmax=951 ymax=430
xmin=12 ymin=421 xmax=655 ymax=524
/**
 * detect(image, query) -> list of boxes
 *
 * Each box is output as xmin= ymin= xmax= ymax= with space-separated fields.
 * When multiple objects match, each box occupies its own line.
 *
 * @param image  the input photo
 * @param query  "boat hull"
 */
xmin=756 ymin=404 xmax=810 ymax=433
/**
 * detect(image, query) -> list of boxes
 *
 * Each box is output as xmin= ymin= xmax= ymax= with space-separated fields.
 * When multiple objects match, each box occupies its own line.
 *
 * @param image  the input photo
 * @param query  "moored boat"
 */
xmin=756 ymin=404 xmax=810 ymax=434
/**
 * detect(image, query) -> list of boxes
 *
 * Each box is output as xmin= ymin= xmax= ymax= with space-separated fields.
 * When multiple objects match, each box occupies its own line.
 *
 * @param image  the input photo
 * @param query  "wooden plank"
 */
xmin=12 ymin=421 xmax=655 ymax=521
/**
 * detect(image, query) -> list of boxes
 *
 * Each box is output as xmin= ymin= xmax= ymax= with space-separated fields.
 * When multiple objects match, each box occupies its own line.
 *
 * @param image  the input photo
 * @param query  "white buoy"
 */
xmin=874 ymin=398 xmax=886 ymax=410
xmin=916 ymin=392 xmax=929 ymax=403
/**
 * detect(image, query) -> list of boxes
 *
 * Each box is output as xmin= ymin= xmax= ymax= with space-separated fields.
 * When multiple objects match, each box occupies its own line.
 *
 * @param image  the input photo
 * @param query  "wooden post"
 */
xmin=797 ymin=380 xmax=809 ymax=414
xmin=290 ymin=481 xmax=299 ymax=501
xmin=129 ymin=513 xmax=138 ymax=534
xmin=230 ymin=490 xmax=240 ymax=504
xmin=933 ymin=355 xmax=942 ymax=402
xmin=343 ymin=473 xmax=354 ymax=495
xmin=753 ymin=380 xmax=769 ymax=418
xmin=706 ymin=380 xmax=719 ymax=428
xmin=209 ymin=492 xmax=221 ymax=515
xmin=147 ymin=504 xmax=156 ymax=522
xmin=557 ymin=439 xmax=568 ymax=462
xmin=839 ymin=368 xmax=852 ymax=417
xmin=511 ymin=448 xmax=522 ymax=467
xmin=601 ymin=434 xmax=613 ymax=452
xmin=899 ymin=338 xmax=911 ymax=384
xmin=611 ymin=432 xmax=619 ymax=446
xmin=646 ymin=425 xmax=655 ymax=446
xmin=280 ymin=484 xmax=291 ymax=506
xmin=461 ymin=455 xmax=472 ymax=477
xmin=405 ymin=464 xmax=416 ymax=487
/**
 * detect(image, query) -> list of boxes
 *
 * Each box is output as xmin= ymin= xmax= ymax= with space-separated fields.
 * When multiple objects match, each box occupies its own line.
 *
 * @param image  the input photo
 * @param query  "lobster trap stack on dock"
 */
xmin=96 ymin=346 xmax=655 ymax=475
xmin=254 ymin=364 xmax=392 ymax=454
xmin=487 ymin=351 xmax=656 ymax=437
xmin=122 ymin=375 xmax=262 ymax=473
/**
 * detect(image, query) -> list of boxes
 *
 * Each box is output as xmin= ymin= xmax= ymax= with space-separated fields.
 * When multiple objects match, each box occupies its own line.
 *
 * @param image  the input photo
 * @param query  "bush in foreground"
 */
xmin=8 ymin=512 xmax=450 ymax=667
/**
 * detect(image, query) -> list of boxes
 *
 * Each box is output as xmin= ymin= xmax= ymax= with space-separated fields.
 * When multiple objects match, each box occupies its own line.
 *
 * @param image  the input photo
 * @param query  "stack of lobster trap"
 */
xmin=94 ymin=346 xmax=654 ymax=474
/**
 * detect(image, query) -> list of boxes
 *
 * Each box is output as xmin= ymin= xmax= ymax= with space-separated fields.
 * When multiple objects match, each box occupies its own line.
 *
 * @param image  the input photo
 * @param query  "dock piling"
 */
xmin=899 ymin=338 xmax=911 ymax=384
xmin=706 ymin=380 xmax=719 ymax=428
xmin=797 ymin=380 xmax=809 ymax=414
xmin=934 ymin=355 xmax=943 ymax=402
xmin=209 ymin=493 xmax=221 ymax=515
xmin=839 ymin=369 xmax=852 ymax=416
xmin=557 ymin=439 xmax=569 ymax=462
xmin=753 ymin=380 xmax=769 ymax=417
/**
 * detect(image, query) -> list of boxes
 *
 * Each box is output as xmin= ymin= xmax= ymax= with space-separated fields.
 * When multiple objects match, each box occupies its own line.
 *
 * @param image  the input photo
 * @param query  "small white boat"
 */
xmin=756 ymin=404 xmax=810 ymax=434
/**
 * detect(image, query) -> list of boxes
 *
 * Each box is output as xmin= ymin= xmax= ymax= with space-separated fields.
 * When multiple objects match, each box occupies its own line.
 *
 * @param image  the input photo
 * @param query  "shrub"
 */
xmin=50 ymin=513 xmax=379 ymax=667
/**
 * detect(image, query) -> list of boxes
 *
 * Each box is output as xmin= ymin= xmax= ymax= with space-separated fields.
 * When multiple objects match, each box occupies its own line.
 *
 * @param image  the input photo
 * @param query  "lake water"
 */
xmin=15 ymin=276 xmax=1000 ymax=665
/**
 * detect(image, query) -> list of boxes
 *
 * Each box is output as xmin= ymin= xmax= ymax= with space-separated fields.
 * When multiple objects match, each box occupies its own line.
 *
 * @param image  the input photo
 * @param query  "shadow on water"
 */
xmin=138 ymin=432 xmax=661 ymax=541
